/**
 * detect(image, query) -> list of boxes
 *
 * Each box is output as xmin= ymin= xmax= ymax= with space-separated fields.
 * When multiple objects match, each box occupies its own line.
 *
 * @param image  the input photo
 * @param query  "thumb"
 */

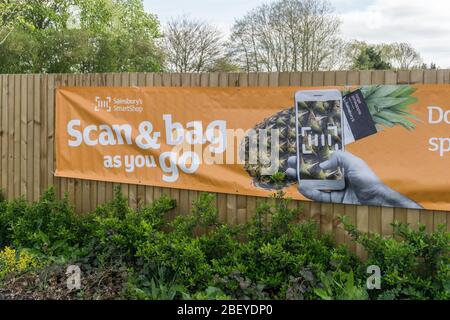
xmin=319 ymin=151 xmax=340 ymax=171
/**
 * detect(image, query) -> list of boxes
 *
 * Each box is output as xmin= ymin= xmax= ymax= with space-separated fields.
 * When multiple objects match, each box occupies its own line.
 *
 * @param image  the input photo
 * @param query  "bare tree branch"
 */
xmin=161 ymin=16 xmax=223 ymax=73
xmin=228 ymin=0 xmax=341 ymax=72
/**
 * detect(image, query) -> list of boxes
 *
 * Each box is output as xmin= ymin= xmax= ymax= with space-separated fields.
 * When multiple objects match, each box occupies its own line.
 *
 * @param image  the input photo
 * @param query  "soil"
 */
xmin=0 ymin=264 xmax=127 ymax=300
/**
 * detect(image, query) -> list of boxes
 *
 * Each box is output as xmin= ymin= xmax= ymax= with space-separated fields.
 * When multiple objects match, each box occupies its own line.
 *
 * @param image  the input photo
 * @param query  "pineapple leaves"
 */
xmin=376 ymin=110 xmax=416 ymax=130
xmin=358 ymin=85 xmax=419 ymax=131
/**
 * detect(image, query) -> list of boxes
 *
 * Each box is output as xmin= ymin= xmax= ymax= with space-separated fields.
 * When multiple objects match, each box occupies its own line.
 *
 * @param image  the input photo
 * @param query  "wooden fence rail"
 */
xmin=1 ymin=70 xmax=449 ymax=257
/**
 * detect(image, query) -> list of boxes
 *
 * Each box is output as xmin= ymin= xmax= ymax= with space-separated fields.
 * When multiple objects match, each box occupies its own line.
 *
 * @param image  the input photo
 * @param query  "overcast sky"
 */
xmin=143 ymin=0 xmax=450 ymax=68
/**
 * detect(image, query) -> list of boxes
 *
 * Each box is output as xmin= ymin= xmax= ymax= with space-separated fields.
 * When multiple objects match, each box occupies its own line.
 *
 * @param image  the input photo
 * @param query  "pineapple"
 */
xmin=242 ymin=85 xmax=418 ymax=190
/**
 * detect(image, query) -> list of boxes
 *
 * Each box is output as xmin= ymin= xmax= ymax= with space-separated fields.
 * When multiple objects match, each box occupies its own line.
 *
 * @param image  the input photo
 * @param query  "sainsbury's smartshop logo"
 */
xmin=94 ymin=96 xmax=144 ymax=113
xmin=95 ymin=96 xmax=112 ymax=112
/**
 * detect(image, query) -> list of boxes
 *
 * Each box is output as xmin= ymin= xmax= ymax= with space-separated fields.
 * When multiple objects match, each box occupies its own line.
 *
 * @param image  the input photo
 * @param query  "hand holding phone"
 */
xmin=295 ymin=89 xmax=345 ymax=191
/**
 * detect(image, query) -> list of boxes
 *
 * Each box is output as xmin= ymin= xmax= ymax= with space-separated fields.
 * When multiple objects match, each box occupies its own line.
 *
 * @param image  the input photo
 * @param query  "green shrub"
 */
xmin=0 ymin=186 xmax=448 ymax=300
xmin=314 ymin=270 xmax=368 ymax=300
xmin=0 ymin=188 xmax=83 ymax=259
xmin=124 ymin=266 xmax=188 ymax=300
xmin=340 ymin=216 xmax=450 ymax=300
xmin=83 ymin=187 xmax=176 ymax=268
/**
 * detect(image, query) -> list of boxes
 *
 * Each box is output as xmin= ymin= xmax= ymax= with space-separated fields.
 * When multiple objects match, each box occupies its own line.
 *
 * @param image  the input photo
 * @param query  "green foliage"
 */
xmin=84 ymin=186 xmax=176 ymax=267
xmin=340 ymin=216 xmax=450 ymax=300
xmin=0 ymin=188 xmax=83 ymax=258
xmin=352 ymin=46 xmax=392 ymax=70
xmin=314 ymin=271 xmax=368 ymax=300
xmin=125 ymin=266 xmax=188 ymax=300
xmin=0 ymin=246 xmax=40 ymax=281
xmin=186 ymin=286 xmax=231 ymax=300
xmin=0 ymin=187 xmax=448 ymax=300
xmin=282 ymin=269 xmax=319 ymax=300
xmin=0 ymin=0 xmax=163 ymax=73
xmin=213 ymin=270 xmax=268 ymax=300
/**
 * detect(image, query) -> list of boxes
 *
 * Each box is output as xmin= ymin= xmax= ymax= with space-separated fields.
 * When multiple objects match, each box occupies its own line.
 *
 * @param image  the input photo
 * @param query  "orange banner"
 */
xmin=56 ymin=85 xmax=450 ymax=211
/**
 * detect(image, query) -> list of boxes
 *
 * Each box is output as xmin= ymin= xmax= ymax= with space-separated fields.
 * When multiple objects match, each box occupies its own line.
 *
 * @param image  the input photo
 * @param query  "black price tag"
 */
xmin=343 ymin=89 xmax=377 ymax=144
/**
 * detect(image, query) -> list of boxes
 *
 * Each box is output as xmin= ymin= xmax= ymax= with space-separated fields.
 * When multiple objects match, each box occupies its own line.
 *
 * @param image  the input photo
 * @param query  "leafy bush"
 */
xmin=340 ymin=216 xmax=450 ymax=300
xmin=0 ymin=247 xmax=40 ymax=280
xmin=0 ymin=187 xmax=448 ymax=300
xmin=314 ymin=271 xmax=368 ymax=300
xmin=124 ymin=266 xmax=188 ymax=300
xmin=0 ymin=188 xmax=84 ymax=259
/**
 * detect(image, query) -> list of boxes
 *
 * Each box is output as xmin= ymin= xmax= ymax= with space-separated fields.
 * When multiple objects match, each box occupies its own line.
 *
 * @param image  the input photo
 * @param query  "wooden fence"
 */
xmin=0 ymin=70 xmax=449 ymax=257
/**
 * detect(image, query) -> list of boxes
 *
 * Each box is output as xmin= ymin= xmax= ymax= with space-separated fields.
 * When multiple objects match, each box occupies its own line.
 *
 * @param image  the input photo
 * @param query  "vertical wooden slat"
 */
xmin=424 ymin=70 xmax=438 ymax=84
xmin=359 ymin=70 xmax=371 ymax=85
xmin=406 ymin=209 xmax=420 ymax=230
xmin=279 ymin=72 xmax=290 ymax=86
xmin=20 ymin=75 xmax=28 ymax=198
xmin=410 ymin=70 xmax=424 ymax=84
xmin=397 ymin=70 xmax=410 ymax=84
xmin=323 ymin=71 xmax=335 ymax=86
xmin=301 ymin=72 xmax=312 ymax=86
xmin=312 ymin=71 xmax=324 ymax=86
xmin=332 ymin=203 xmax=345 ymax=244
xmin=371 ymin=70 xmax=385 ymax=84
xmin=433 ymin=210 xmax=446 ymax=231
xmin=39 ymin=74 xmax=48 ymax=198
xmin=344 ymin=205 xmax=357 ymax=252
xmin=1 ymin=76 xmax=9 ymax=195
xmin=356 ymin=205 xmax=369 ymax=259
xmin=394 ymin=208 xmax=408 ymax=225
xmin=335 ymin=71 xmax=347 ymax=86
xmin=290 ymin=72 xmax=301 ymax=86
xmin=47 ymin=75 xmax=55 ymax=193
xmin=384 ymin=71 xmax=397 ymax=84
xmin=347 ymin=71 xmax=360 ymax=86
xmin=368 ymin=206 xmax=382 ymax=236
xmin=14 ymin=75 xmax=21 ymax=198
xmin=381 ymin=207 xmax=394 ymax=236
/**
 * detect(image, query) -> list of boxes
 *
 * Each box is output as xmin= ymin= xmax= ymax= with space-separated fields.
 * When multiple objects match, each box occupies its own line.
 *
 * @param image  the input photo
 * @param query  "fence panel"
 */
xmin=0 ymin=70 xmax=449 ymax=255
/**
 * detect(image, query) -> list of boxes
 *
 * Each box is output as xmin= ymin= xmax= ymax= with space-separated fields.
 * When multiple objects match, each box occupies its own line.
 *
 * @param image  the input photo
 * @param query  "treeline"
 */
xmin=0 ymin=0 xmax=436 ymax=74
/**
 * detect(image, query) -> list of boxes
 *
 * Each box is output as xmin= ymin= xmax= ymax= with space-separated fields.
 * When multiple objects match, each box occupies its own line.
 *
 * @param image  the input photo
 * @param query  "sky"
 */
xmin=143 ymin=0 xmax=450 ymax=68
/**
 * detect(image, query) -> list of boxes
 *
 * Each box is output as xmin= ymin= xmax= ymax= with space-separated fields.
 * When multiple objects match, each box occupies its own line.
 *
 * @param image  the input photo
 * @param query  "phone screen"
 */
xmin=297 ymin=98 xmax=343 ymax=181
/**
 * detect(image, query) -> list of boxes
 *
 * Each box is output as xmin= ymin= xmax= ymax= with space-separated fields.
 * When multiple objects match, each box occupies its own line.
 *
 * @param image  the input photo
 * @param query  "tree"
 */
xmin=344 ymin=40 xmax=423 ymax=71
xmin=0 ymin=0 xmax=163 ymax=73
xmin=352 ymin=46 xmax=391 ymax=70
xmin=384 ymin=42 xmax=422 ymax=70
xmin=207 ymin=57 xmax=241 ymax=73
xmin=228 ymin=0 xmax=342 ymax=72
xmin=0 ymin=0 xmax=33 ymax=45
xmin=161 ymin=16 xmax=223 ymax=73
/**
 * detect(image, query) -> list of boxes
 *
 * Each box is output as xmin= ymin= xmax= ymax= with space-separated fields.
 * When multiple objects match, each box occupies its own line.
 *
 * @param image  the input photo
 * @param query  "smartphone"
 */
xmin=295 ymin=89 xmax=345 ymax=191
